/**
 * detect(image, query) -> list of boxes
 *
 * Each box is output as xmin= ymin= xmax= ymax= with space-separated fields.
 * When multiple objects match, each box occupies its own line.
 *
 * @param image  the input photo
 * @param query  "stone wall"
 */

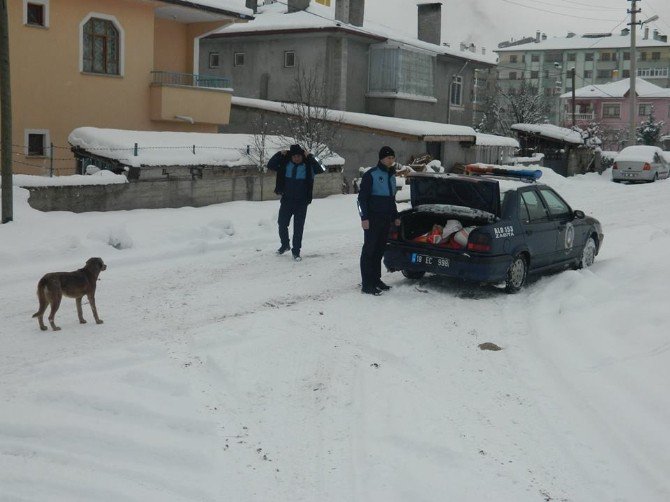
xmin=24 ymin=168 xmax=344 ymax=213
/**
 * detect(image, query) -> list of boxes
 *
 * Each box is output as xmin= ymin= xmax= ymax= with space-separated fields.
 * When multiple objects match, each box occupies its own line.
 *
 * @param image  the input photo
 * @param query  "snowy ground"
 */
xmin=1 ymin=168 xmax=669 ymax=501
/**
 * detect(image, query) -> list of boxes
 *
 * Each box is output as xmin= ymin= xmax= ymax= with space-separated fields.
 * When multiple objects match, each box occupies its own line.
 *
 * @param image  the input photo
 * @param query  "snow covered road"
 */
xmin=1 ymin=169 xmax=669 ymax=501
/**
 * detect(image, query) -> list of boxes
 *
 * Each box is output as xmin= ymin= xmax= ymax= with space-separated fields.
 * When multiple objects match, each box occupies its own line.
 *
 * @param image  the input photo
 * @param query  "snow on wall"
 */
xmin=68 ymin=127 xmax=344 ymax=168
xmin=511 ymin=123 xmax=584 ymax=145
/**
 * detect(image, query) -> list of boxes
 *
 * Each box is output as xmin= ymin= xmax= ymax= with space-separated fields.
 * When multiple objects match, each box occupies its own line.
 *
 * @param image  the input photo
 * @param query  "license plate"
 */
xmin=411 ymin=253 xmax=449 ymax=268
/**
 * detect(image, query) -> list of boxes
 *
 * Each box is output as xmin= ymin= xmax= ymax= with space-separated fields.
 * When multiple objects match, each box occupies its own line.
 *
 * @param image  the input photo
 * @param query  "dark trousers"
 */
xmin=278 ymin=198 xmax=309 ymax=254
xmin=360 ymin=213 xmax=391 ymax=290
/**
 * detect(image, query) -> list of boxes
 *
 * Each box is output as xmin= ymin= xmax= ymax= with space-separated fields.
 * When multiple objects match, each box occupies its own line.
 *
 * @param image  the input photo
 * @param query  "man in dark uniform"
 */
xmin=267 ymin=144 xmax=326 ymax=261
xmin=357 ymin=146 xmax=400 ymax=295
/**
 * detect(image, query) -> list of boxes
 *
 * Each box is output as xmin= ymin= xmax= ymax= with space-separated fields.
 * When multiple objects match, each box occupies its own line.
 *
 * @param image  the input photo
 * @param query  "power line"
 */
xmin=499 ymin=0 xmax=620 ymax=21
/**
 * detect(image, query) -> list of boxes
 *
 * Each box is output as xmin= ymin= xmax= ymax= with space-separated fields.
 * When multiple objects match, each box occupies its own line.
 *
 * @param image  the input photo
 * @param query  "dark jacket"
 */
xmin=267 ymin=151 xmax=326 ymax=204
xmin=357 ymin=163 xmax=398 ymax=220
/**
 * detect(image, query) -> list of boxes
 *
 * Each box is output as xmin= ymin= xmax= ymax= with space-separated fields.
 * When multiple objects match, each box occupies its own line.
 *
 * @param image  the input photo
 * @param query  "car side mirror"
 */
xmin=573 ymin=210 xmax=585 ymax=219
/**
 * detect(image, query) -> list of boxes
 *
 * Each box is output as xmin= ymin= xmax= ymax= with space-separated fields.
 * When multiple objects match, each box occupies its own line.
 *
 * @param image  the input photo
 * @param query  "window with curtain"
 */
xmin=82 ymin=18 xmax=119 ymax=75
xmin=368 ymin=46 xmax=434 ymax=98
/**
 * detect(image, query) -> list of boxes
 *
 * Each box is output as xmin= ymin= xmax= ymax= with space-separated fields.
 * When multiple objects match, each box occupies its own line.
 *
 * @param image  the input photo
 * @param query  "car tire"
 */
xmin=578 ymin=236 xmax=597 ymax=269
xmin=505 ymin=255 xmax=527 ymax=293
xmin=651 ymin=173 xmax=658 ymax=183
xmin=402 ymin=270 xmax=426 ymax=280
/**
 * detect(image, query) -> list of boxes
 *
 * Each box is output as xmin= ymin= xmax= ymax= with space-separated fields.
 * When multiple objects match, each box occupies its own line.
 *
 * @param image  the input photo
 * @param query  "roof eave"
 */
xmin=158 ymin=0 xmax=255 ymax=20
xmin=207 ymin=25 xmax=386 ymax=41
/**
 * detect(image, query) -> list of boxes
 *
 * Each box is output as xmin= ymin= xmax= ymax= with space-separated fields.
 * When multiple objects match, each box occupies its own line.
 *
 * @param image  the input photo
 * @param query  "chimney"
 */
xmin=542 ymin=33 xmax=547 ymax=40
xmin=536 ymin=30 xmax=541 ymax=43
xmin=288 ymin=0 xmax=310 ymax=13
xmin=245 ymin=0 xmax=258 ymax=13
xmin=621 ymin=28 xmax=630 ymax=36
xmin=482 ymin=47 xmax=486 ymax=55
xmin=469 ymin=43 xmax=476 ymax=53
xmin=418 ymin=3 xmax=442 ymax=45
xmin=460 ymin=42 xmax=468 ymax=51
xmin=335 ymin=0 xmax=365 ymax=27
xmin=644 ymin=26 xmax=649 ymax=39
xmin=653 ymin=29 xmax=659 ymax=40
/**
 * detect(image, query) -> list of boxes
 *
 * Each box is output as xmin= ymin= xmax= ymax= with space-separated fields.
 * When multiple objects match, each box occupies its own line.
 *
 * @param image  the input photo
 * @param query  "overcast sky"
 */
xmin=365 ymin=0 xmax=670 ymax=52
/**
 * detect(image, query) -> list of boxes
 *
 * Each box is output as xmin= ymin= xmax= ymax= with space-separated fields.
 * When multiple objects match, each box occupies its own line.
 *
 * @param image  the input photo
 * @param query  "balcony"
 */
xmin=574 ymin=112 xmax=595 ymax=121
xmin=149 ymin=71 xmax=233 ymax=126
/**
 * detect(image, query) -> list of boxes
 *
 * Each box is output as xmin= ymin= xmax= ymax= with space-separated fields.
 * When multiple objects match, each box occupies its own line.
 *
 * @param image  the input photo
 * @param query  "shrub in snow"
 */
xmin=637 ymin=111 xmax=665 ymax=146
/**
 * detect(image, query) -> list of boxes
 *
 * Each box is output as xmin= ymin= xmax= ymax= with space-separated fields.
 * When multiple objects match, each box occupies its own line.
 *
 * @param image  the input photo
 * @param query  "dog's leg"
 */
xmin=76 ymin=297 xmax=87 ymax=324
xmin=33 ymin=284 xmax=49 ymax=331
xmin=88 ymin=293 xmax=103 ymax=325
xmin=47 ymin=289 xmax=62 ymax=331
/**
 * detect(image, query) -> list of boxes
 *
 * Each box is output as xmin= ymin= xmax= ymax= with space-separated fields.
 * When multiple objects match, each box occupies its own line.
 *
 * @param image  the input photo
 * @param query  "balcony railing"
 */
xmin=151 ymin=71 xmax=231 ymax=90
xmin=573 ymin=112 xmax=595 ymax=121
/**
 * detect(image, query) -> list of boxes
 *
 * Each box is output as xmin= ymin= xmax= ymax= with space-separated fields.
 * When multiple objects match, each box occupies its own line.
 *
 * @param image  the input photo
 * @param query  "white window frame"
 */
xmin=602 ymin=103 xmax=621 ymax=119
xmin=79 ymin=13 xmax=125 ymax=76
xmin=638 ymin=103 xmax=653 ymax=117
xmin=24 ymin=129 xmax=50 ymax=157
xmin=23 ymin=0 xmax=49 ymax=28
xmin=450 ymin=75 xmax=463 ymax=107
xmin=209 ymin=52 xmax=220 ymax=69
xmin=234 ymin=52 xmax=245 ymax=67
xmin=284 ymin=51 xmax=296 ymax=68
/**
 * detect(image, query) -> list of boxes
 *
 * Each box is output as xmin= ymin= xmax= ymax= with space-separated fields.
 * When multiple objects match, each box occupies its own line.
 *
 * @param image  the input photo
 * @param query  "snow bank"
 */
xmin=10 ymin=171 xmax=128 ymax=187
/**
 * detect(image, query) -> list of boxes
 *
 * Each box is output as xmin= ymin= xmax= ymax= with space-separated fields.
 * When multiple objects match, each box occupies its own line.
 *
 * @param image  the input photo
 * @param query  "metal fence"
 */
xmin=151 ymin=71 xmax=231 ymax=89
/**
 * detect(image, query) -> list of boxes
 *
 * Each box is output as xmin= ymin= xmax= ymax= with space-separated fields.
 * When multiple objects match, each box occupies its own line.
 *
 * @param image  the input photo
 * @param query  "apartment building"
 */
xmin=2 ymin=0 xmax=252 ymax=175
xmin=495 ymin=28 xmax=670 ymax=124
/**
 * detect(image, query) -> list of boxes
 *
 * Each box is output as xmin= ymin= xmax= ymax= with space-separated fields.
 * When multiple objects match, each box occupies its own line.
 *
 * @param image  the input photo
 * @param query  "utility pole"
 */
xmin=628 ymin=0 xmax=640 ymax=146
xmin=570 ymin=68 xmax=576 ymax=127
xmin=1 ymin=0 xmax=13 ymax=223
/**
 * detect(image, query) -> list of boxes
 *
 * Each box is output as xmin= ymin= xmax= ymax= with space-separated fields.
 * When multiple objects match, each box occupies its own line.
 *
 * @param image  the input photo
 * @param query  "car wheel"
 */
xmin=402 ymin=270 xmax=425 ymax=280
xmin=505 ymin=255 xmax=527 ymax=293
xmin=578 ymin=236 xmax=597 ymax=269
xmin=651 ymin=173 xmax=658 ymax=183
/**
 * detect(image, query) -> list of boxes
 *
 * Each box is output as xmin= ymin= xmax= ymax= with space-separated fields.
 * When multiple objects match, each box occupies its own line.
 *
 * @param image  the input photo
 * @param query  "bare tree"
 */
xmin=245 ymin=111 xmax=275 ymax=172
xmin=280 ymin=64 xmax=341 ymax=159
xmin=478 ymin=82 xmax=551 ymax=137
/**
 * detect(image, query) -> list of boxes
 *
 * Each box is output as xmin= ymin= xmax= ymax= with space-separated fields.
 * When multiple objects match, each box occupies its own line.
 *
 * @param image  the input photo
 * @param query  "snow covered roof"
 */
xmin=497 ymin=33 xmax=669 ymax=52
xmin=560 ymin=78 xmax=670 ymax=99
xmin=475 ymin=133 xmax=519 ymax=148
xmin=207 ymin=2 xmax=497 ymax=65
xmin=68 ymin=128 xmax=344 ymax=168
xmin=232 ymin=96 xmax=477 ymax=142
xmin=157 ymin=0 xmax=254 ymax=20
xmin=511 ymin=124 xmax=584 ymax=145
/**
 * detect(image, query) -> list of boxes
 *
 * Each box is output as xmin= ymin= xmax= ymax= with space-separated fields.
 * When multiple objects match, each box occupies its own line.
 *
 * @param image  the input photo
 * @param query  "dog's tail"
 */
xmin=32 ymin=278 xmax=48 ymax=318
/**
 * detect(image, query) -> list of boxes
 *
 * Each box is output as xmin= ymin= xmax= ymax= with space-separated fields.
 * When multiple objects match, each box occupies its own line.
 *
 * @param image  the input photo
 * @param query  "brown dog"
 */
xmin=32 ymin=257 xmax=107 ymax=331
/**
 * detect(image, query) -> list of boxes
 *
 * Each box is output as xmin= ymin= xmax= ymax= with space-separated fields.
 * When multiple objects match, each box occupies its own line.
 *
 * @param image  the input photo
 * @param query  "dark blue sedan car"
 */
xmin=383 ymin=169 xmax=604 ymax=292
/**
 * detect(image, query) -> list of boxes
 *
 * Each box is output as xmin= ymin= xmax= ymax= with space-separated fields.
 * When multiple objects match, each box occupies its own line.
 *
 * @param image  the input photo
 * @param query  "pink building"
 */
xmin=560 ymin=78 xmax=670 ymax=150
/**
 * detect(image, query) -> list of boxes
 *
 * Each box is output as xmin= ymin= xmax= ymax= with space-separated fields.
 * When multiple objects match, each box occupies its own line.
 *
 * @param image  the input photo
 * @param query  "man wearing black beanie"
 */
xmin=356 ymin=146 xmax=400 ymax=295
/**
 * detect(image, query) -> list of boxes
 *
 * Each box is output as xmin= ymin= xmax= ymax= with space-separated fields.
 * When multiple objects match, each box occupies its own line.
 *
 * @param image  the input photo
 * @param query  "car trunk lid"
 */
xmin=409 ymin=174 xmax=501 ymax=216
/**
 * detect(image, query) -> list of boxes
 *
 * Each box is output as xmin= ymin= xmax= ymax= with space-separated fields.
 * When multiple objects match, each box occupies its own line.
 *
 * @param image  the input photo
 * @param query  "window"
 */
xmin=368 ymin=46 xmax=434 ymax=98
xmin=623 ymin=51 xmax=630 ymax=61
xmin=637 ymin=67 xmax=669 ymax=78
xmin=639 ymin=103 xmax=653 ymax=116
xmin=209 ymin=52 xmax=220 ymax=68
xmin=284 ymin=51 xmax=295 ymax=68
xmin=640 ymin=52 xmax=647 ymax=61
xmin=539 ymin=188 xmax=570 ymax=219
xmin=25 ymin=129 xmax=49 ymax=157
xmin=520 ymin=191 xmax=548 ymax=222
xmin=508 ymin=71 xmax=517 ymax=80
xmin=81 ymin=16 xmax=121 ymax=75
xmin=450 ymin=76 xmax=463 ymax=106
xmin=597 ymin=69 xmax=612 ymax=79
xmin=600 ymin=52 xmax=611 ymax=61
xmin=531 ymin=54 xmax=540 ymax=62
xmin=530 ymin=70 xmax=539 ymax=79
xmin=24 ymin=0 xmax=48 ymax=27
xmin=234 ymin=52 xmax=245 ymax=67
xmin=603 ymin=103 xmax=621 ymax=118
xmin=567 ymin=53 xmax=576 ymax=62
xmin=652 ymin=52 xmax=661 ymax=61
xmin=584 ymin=70 xmax=593 ymax=79
xmin=509 ymin=55 xmax=518 ymax=63
xmin=585 ymin=52 xmax=594 ymax=61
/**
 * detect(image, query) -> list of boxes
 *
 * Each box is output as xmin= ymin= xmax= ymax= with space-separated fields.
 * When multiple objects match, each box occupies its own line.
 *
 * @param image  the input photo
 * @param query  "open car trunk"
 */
xmin=398 ymin=174 xmax=500 ymax=247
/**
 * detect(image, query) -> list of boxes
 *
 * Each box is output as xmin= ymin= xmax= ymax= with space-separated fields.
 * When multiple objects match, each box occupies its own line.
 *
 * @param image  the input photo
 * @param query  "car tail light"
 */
xmin=613 ymin=162 xmax=618 ymax=170
xmin=643 ymin=163 xmax=651 ymax=171
xmin=467 ymin=232 xmax=492 ymax=253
